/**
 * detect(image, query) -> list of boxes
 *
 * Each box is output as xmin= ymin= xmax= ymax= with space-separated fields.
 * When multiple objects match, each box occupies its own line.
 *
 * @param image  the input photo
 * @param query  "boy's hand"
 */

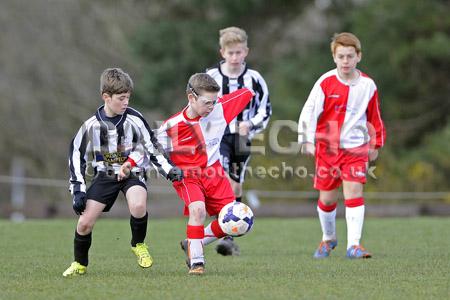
xmin=119 ymin=161 xmax=132 ymax=181
xmin=73 ymin=192 xmax=87 ymax=215
xmin=238 ymin=121 xmax=252 ymax=136
xmin=369 ymin=149 xmax=379 ymax=161
xmin=301 ymin=142 xmax=315 ymax=156
xmin=167 ymin=167 xmax=184 ymax=182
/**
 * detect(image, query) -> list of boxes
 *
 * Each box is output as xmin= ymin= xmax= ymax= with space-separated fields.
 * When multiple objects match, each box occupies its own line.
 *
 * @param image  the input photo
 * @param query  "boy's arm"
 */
xmin=68 ymin=125 xmax=90 ymax=194
xmin=126 ymin=120 xmax=172 ymax=166
xmin=126 ymin=143 xmax=146 ymax=168
xmin=298 ymin=81 xmax=325 ymax=145
xmin=219 ymin=88 xmax=255 ymax=124
xmin=366 ymin=89 xmax=386 ymax=149
xmin=248 ymin=75 xmax=272 ymax=133
xmin=130 ymin=114 xmax=174 ymax=177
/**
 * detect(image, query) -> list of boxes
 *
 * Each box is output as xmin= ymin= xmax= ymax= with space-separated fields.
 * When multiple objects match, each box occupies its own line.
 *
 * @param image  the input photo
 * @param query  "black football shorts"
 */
xmin=86 ymin=172 xmax=147 ymax=212
xmin=219 ymin=133 xmax=251 ymax=183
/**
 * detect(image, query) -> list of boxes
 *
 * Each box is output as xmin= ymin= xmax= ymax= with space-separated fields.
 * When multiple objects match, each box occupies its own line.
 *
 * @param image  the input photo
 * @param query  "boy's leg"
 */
xmin=201 ymin=163 xmax=240 ymax=256
xmin=186 ymin=201 xmax=207 ymax=274
xmin=203 ymin=219 xmax=227 ymax=246
xmin=313 ymin=189 xmax=339 ymax=258
xmin=343 ymin=181 xmax=371 ymax=258
xmin=63 ymin=200 xmax=105 ymax=277
xmin=75 ymin=200 xmax=106 ymax=265
xmin=318 ymin=189 xmax=339 ymax=241
xmin=312 ymin=146 xmax=342 ymax=258
xmin=125 ymin=184 xmax=153 ymax=268
xmin=229 ymin=179 xmax=242 ymax=202
xmin=172 ymin=179 xmax=207 ymax=273
xmin=217 ymin=136 xmax=251 ymax=255
xmin=228 ymin=135 xmax=251 ymax=202
xmin=341 ymin=145 xmax=371 ymax=258
xmin=187 ymin=201 xmax=206 ymax=262
xmin=126 ymin=185 xmax=148 ymax=246
xmin=216 ymin=173 xmax=242 ymax=255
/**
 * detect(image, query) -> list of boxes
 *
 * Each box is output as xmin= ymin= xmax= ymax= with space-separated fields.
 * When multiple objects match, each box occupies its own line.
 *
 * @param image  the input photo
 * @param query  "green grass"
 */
xmin=0 ymin=217 xmax=449 ymax=300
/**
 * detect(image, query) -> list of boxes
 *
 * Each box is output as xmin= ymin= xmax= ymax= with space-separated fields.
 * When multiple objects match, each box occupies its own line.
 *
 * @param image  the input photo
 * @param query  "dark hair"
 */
xmin=100 ymin=68 xmax=133 ymax=95
xmin=186 ymin=73 xmax=220 ymax=95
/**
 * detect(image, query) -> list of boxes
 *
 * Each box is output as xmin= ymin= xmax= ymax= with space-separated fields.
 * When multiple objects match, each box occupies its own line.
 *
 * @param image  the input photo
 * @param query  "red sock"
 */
xmin=318 ymin=200 xmax=337 ymax=212
xmin=186 ymin=225 xmax=204 ymax=264
xmin=186 ymin=225 xmax=204 ymax=239
xmin=344 ymin=197 xmax=364 ymax=208
xmin=210 ymin=219 xmax=226 ymax=239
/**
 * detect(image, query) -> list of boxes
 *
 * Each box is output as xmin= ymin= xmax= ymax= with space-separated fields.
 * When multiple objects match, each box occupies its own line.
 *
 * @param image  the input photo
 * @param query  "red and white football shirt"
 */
xmin=298 ymin=69 xmax=386 ymax=151
xmin=157 ymin=88 xmax=254 ymax=171
xmin=157 ymin=88 xmax=254 ymax=215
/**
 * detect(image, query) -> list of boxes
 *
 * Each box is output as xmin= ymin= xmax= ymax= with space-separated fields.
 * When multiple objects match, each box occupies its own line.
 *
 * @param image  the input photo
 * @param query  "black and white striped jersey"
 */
xmin=206 ymin=61 xmax=272 ymax=139
xmin=68 ymin=106 xmax=174 ymax=194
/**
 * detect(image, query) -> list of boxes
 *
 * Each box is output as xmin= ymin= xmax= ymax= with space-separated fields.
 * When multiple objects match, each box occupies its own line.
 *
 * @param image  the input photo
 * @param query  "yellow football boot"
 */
xmin=62 ymin=262 xmax=87 ymax=277
xmin=131 ymin=243 xmax=153 ymax=268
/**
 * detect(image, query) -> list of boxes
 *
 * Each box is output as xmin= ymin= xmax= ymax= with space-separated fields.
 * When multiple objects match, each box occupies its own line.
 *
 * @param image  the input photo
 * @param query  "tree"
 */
xmin=347 ymin=0 xmax=450 ymax=148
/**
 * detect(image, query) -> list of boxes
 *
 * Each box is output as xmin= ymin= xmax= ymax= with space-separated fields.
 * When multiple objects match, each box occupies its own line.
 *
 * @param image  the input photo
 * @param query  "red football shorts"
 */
xmin=172 ymin=161 xmax=235 ymax=216
xmin=314 ymin=143 xmax=369 ymax=191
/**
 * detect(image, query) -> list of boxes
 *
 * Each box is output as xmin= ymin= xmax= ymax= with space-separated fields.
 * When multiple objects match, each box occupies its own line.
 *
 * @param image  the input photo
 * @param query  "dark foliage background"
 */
xmin=0 ymin=0 xmax=448 ymax=206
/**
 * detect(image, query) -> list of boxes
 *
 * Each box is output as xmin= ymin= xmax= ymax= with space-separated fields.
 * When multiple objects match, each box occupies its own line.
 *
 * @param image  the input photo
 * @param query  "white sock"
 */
xmin=317 ymin=206 xmax=337 ymax=241
xmin=188 ymin=239 xmax=204 ymax=265
xmin=203 ymin=222 xmax=218 ymax=246
xmin=346 ymin=205 xmax=365 ymax=249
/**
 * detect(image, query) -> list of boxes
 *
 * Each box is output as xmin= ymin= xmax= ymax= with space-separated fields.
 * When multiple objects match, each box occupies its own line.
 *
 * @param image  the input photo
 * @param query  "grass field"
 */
xmin=0 ymin=217 xmax=449 ymax=300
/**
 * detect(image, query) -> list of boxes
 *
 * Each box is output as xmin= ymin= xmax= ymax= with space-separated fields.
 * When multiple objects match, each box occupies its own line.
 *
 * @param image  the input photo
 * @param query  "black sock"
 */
xmin=130 ymin=212 xmax=148 ymax=247
xmin=235 ymin=197 xmax=242 ymax=202
xmin=74 ymin=231 xmax=92 ymax=266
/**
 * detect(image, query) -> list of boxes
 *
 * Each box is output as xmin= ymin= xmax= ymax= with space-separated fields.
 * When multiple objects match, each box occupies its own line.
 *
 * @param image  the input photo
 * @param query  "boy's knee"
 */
xmin=233 ymin=186 xmax=242 ymax=197
xmin=319 ymin=198 xmax=337 ymax=206
xmin=319 ymin=189 xmax=339 ymax=204
xmin=130 ymin=201 xmax=147 ymax=217
xmin=189 ymin=205 xmax=206 ymax=223
xmin=231 ymin=181 xmax=242 ymax=197
xmin=343 ymin=181 xmax=363 ymax=198
xmin=77 ymin=220 xmax=94 ymax=235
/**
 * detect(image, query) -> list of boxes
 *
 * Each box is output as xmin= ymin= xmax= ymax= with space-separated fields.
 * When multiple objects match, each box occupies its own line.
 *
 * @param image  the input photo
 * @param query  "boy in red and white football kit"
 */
xmin=298 ymin=32 xmax=386 ymax=259
xmin=157 ymin=73 xmax=254 ymax=274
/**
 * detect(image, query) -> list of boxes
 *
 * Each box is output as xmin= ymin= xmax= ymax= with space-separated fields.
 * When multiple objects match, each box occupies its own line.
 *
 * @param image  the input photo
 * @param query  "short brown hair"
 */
xmin=100 ymin=68 xmax=134 ymax=95
xmin=186 ymin=73 xmax=220 ymax=95
xmin=219 ymin=26 xmax=248 ymax=49
xmin=331 ymin=32 xmax=362 ymax=55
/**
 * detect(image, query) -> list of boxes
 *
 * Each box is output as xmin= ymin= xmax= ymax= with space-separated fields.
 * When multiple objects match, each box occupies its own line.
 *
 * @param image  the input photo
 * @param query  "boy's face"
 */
xmin=220 ymin=43 xmax=249 ymax=68
xmin=102 ymin=92 xmax=130 ymax=116
xmin=333 ymin=45 xmax=361 ymax=78
xmin=188 ymin=90 xmax=218 ymax=117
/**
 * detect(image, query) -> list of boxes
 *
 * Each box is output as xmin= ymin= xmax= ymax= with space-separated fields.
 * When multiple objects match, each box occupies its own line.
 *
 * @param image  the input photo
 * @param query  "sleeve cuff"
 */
xmin=126 ymin=157 xmax=137 ymax=167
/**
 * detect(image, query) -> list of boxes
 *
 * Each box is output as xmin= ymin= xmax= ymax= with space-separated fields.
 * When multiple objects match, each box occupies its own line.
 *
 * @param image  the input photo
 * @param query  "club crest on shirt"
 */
xmin=103 ymin=152 xmax=127 ymax=164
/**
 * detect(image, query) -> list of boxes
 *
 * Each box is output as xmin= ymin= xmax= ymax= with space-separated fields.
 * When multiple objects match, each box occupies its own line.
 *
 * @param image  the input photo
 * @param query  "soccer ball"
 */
xmin=218 ymin=202 xmax=254 ymax=237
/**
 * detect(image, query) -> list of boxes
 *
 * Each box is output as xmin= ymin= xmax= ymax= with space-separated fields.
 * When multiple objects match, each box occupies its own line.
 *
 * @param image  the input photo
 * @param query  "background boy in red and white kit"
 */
xmin=298 ymin=32 xmax=386 ymax=259
xmin=156 ymin=73 xmax=254 ymax=275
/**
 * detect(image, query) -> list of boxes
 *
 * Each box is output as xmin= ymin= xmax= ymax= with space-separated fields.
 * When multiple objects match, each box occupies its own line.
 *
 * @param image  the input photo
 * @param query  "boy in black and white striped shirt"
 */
xmin=63 ymin=68 xmax=183 ymax=277
xmin=206 ymin=27 xmax=272 ymax=256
